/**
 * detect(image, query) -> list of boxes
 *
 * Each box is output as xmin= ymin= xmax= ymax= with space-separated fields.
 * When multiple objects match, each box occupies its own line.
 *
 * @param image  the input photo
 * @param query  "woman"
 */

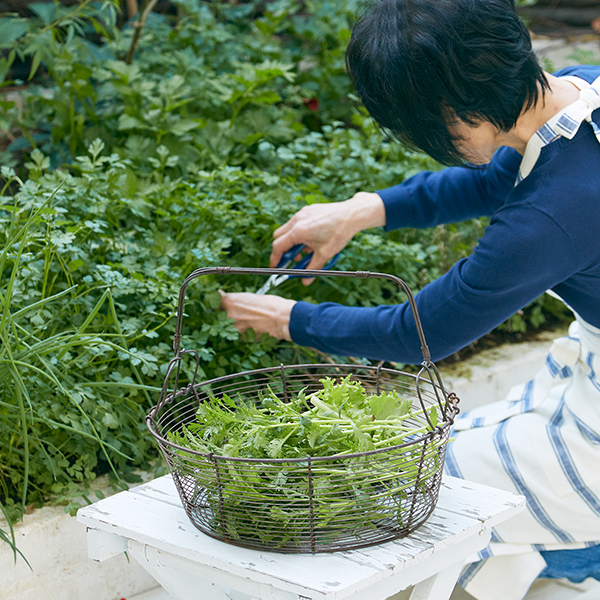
xmin=220 ymin=0 xmax=600 ymax=597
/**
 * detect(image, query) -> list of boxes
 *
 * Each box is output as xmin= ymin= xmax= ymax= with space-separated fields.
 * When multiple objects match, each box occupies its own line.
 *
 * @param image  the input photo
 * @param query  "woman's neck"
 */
xmin=501 ymin=72 xmax=582 ymax=155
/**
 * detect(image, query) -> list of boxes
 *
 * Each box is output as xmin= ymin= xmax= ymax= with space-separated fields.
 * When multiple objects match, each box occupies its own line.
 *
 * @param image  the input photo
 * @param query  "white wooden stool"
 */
xmin=77 ymin=475 xmax=524 ymax=600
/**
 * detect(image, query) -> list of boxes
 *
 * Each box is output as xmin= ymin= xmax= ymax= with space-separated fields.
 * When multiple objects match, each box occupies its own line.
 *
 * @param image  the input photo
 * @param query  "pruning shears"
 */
xmin=256 ymin=244 xmax=341 ymax=295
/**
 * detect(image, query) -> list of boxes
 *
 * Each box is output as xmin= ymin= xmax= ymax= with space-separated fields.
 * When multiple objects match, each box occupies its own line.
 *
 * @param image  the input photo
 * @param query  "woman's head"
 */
xmin=345 ymin=0 xmax=548 ymax=165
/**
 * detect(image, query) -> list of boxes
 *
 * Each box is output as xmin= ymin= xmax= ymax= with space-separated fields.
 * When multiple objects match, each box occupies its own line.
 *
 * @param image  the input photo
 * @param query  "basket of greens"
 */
xmin=146 ymin=267 xmax=460 ymax=553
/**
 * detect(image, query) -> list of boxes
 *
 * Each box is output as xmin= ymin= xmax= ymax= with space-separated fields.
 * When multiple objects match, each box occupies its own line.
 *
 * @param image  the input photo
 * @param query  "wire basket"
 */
xmin=146 ymin=267 xmax=460 ymax=553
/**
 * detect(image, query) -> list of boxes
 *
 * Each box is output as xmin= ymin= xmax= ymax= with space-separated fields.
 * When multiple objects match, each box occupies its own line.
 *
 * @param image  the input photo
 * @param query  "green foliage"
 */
xmin=171 ymin=376 xmax=433 ymax=458
xmin=0 ymin=171 xmax=162 ymax=528
xmin=0 ymin=125 xmax=439 ymax=530
xmin=168 ymin=376 xmax=443 ymax=548
xmin=0 ymin=1 xmax=118 ymax=85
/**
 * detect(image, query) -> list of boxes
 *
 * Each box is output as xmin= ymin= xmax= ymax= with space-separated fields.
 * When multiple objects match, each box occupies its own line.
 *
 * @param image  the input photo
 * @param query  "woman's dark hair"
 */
xmin=345 ymin=0 xmax=549 ymax=165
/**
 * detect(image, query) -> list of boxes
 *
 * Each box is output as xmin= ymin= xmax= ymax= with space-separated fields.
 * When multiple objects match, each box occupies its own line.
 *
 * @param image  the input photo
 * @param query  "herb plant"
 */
xmin=167 ymin=376 xmax=445 ymax=550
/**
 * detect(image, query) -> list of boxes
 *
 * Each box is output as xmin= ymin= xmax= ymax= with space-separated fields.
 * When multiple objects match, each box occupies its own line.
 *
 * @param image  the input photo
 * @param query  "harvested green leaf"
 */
xmin=167 ymin=376 xmax=447 ymax=550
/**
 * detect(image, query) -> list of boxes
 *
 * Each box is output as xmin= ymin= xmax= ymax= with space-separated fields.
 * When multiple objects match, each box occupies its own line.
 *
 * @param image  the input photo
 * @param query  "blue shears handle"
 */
xmin=277 ymin=244 xmax=340 ymax=275
xmin=256 ymin=244 xmax=341 ymax=295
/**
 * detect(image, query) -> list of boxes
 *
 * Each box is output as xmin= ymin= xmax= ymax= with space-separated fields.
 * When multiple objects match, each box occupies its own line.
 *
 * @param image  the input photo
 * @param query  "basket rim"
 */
xmin=166 ymin=361 xmax=442 ymax=389
xmin=146 ymin=362 xmax=458 ymax=463
xmin=150 ymin=361 xmax=451 ymax=415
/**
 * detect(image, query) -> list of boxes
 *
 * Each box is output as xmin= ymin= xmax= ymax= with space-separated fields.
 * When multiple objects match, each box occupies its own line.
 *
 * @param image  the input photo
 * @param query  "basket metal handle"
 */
xmin=172 ymin=266 xmax=433 ymax=364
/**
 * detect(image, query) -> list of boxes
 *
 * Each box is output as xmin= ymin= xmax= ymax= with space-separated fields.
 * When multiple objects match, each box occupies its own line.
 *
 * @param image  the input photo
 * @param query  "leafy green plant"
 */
xmin=168 ymin=376 xmax=444 ymax=548
xmin=0 ymin=0 xmax=118 ymax=81
xmin=172 ymin=376 xmax=438 ymax=457
xmin=0 ymin=169 xmax=161 ymax=526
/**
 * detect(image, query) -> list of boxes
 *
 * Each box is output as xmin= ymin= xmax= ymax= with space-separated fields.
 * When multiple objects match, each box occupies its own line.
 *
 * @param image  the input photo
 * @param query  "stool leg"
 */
xmin=127 ymin=540 xmax=233 ymax=600
xmin=409 ymin=561 xmax=465 ymax=600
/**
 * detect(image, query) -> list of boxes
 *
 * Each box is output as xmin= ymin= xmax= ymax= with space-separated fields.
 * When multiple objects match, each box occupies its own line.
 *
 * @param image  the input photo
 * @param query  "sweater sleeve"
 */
xmin=289 ymin=204 xmax=580 ymax=364
xmin=377 ymin=147 xmax=522 ymax=231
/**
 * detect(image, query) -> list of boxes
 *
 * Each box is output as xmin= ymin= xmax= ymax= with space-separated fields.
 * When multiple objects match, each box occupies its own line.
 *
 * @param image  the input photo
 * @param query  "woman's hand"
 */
xmin=220 ymin=193 xmax=384 ymax=338
xmin=219 ymin=291 xmax=296 ymax=341
xmin=270 ymin=192 xmax=386 ymax=284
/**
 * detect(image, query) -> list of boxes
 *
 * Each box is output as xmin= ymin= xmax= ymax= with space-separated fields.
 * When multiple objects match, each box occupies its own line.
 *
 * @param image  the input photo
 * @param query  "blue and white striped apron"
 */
xmin=446 ymin=74 xmax=600 ymax=600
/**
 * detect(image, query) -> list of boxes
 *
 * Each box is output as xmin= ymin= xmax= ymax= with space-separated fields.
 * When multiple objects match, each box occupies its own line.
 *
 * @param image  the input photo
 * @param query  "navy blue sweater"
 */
xmin=289 ymin=66 xmax=600 ymax=364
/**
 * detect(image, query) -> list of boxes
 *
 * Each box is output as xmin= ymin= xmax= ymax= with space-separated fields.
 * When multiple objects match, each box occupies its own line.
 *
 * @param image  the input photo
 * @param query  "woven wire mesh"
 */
xmin=147 ymin=362 xmax=458 ymax=553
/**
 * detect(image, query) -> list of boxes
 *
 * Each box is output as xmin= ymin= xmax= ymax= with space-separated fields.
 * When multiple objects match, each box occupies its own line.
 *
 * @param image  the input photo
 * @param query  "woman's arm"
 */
xmin=269 ymin=147 xmax=522 ymax=280
xmin=379 ymin=147 xmax=522 ymax=231
xmin=221 ymin=147 xmax=525 ymax=348
xmin=289 ymin=205 xmax=579 ymax=364
xmin=221 ymin=203 xmax=579 ymax=363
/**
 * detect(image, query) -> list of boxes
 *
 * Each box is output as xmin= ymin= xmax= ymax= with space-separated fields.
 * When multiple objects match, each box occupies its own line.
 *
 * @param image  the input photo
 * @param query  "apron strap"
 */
xmin=453 ymin=332 xmax=580 ymax=430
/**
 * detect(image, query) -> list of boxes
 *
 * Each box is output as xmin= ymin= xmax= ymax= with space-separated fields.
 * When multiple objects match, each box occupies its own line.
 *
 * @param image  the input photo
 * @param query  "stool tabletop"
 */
xmin=78 ymin=475 xmax=524 ymax=600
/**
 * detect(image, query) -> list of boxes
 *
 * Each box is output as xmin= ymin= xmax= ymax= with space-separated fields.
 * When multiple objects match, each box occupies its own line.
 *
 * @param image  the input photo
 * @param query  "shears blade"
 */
xmin=255 ymin=243 xmax=341 ymax=295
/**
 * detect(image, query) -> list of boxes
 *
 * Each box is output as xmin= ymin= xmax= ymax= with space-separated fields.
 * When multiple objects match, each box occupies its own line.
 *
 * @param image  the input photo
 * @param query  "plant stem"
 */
xmin=125 ymin=0 xmax=159 ymax=65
